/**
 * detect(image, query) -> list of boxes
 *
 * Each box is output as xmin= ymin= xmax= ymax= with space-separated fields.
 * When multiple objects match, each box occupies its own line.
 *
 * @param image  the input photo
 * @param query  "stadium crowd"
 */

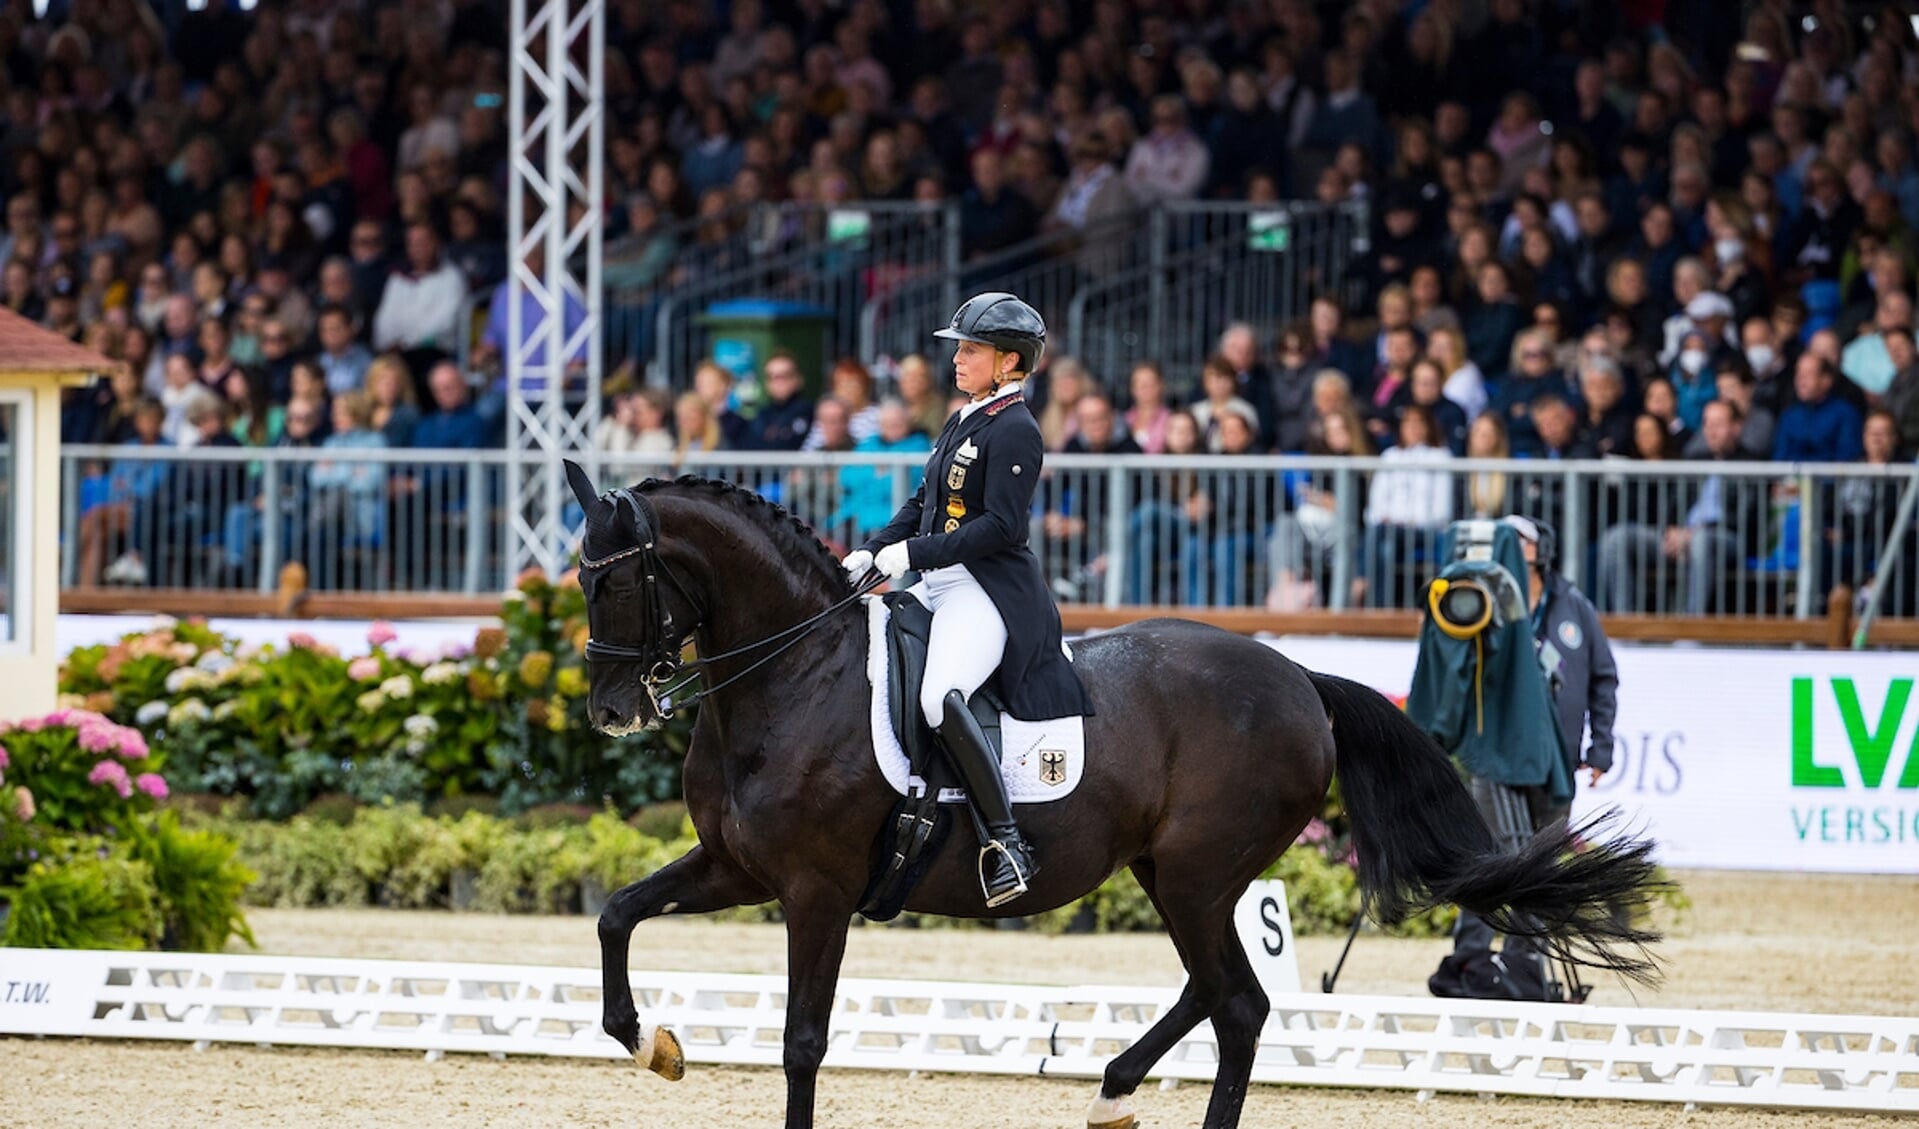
xmin=5 ymin=0 xmax=1917 ymax=608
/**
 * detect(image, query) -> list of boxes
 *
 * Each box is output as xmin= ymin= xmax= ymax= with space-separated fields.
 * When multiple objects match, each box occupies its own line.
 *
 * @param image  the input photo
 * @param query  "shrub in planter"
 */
xmin=2 ymin=850 xmax=163 ymax=950
xmin=474 ymin=825 xmax=586 ymax=914
xmin=127 ymin=812 xmax=257 ymax=952
xmin=345 ymin=804 xmax=466 ymax=909
xmin=237 ymin=817 xmax=369 ymax=907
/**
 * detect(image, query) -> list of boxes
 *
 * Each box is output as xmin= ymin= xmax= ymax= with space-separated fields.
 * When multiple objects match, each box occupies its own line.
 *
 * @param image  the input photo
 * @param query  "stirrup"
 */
xmin=978 ymin=839 xmax=1031 ymax=908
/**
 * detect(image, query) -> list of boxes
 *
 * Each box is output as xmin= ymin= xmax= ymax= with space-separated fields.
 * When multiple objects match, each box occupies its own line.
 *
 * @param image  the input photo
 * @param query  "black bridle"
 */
xmin=577 ymin=487 xmax=885 ymax=718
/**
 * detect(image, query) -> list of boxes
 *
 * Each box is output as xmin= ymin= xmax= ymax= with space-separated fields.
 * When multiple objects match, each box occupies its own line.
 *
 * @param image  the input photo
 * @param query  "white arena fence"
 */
xmin=1 ymin=948 xmax=1914 ymax=1113
xmin=58 ymin=446 xmax=1919 ymax=620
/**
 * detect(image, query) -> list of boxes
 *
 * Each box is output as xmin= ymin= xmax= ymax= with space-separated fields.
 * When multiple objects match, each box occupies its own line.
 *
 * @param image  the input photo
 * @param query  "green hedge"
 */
xmin=193 ymin=802 xmax=1454 ymax=937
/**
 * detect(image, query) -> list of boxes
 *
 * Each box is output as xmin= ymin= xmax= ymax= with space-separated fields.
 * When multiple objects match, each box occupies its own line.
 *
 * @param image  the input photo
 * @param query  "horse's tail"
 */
xmin=1308 ymin=670 xmax=1663 ymax=983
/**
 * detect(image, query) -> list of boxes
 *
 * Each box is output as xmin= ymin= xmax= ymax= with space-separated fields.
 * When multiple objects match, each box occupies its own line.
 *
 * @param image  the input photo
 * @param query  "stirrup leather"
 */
xmin=978 ymin=838 xmax=1031 ymax=908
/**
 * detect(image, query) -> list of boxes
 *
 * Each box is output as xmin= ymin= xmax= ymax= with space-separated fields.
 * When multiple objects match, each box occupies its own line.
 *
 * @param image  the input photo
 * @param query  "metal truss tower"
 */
xmin=506 ymin=0 xmax=604 ymax=577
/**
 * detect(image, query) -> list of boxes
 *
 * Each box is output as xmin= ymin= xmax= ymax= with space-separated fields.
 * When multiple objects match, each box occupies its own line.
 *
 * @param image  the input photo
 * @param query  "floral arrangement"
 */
xmin=0 ymin=709 xmax=252 ymax=951
xmin=59 ymin=569 xmax=690 ymax=821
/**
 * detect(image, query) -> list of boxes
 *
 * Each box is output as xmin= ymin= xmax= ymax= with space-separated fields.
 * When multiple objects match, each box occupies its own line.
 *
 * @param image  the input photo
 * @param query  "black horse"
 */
xmin=569 ymin=467 xmax=1660 ymax=1129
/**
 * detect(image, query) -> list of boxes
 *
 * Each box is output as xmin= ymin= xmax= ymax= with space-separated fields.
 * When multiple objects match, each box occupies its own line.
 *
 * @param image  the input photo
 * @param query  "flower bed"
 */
xmin=0 ymin=709 xmax=252 ymax=951
xmin=59 ymin=569 xmax=691 ymax=820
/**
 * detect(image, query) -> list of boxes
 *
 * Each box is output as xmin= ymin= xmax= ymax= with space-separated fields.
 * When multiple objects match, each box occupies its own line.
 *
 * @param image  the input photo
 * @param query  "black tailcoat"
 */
xmin=861 ymin=392 xmax=1093 ymax=721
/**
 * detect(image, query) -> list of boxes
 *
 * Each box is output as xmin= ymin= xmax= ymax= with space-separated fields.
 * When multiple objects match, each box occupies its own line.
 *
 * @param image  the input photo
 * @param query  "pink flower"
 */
xmin=0 ymin=743 xmax=9 ymax=771
xmin=43 ymin=709 xmax=73 ymax=728
xmin=88 ymin=760 xmax=134 ymax=799
xmin=77 ymin=721 xmax=118 ymax=754
xmin=367 ymin=622 xmax=398 ymax=648
xmin=348 ymin=656 xmax=382 ymax=681
xmin=287 ymin=632 xmax=320 ymax=651
xmin=134 ymin=773 xmax=170 ymax=800
xmin=117 ymin=730 xmax=150 ymax=761
xmin=1294 ymin=818 xmax=1330 ymax=847
xmin=14 ymin=786 xmax=33 ymax=821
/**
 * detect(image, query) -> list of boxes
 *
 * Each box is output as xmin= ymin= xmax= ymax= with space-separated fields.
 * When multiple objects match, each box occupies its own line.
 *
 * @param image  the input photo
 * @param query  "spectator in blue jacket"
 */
xmin=1775 ymin=353 xmax=1865 ymax=463
xmin=827 ymin=399 xmax=932 ymax=543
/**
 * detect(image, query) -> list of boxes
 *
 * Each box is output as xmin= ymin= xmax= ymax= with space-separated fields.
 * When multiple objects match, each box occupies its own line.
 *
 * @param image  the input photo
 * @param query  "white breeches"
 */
xmin=905 ymin=564 xmax=1008 ymax=729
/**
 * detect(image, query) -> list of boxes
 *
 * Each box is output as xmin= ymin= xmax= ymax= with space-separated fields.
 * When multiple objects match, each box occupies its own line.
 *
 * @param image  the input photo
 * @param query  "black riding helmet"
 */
xmin=933 ymin=291 xmax=1046 ymax=374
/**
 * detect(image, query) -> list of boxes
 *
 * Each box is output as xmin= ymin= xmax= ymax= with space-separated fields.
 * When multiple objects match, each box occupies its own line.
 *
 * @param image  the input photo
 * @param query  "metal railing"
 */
xmin=62 ymin=445 xmax=501 ymax=595
xmin=1064 ymin=201 xmax=1369 ymax=391
xmin=857 ymin=212 xmax=1147 ymax=371
xmin=58 ymin=446 xmax=1919 ymax=624
xmin=605 ymin=199 xmax=1366 ymax=393
xmin=614 ymin=201 xmax=961 ymax=388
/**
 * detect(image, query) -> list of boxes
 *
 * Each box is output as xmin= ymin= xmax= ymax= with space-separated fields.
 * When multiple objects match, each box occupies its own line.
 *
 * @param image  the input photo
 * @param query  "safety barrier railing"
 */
xmin=617 ymin=201 xmax=961 ymax=388
xmin=61 ymin=445 xmax=502 ymax=596
xmin=608 ymin=200 xmax=1365 ymax=393
xmin=1064 ymin=201 xmax=1370 ymax=390
xmin=857 ymin=212 xmax=1148 ymax=372
xmin=57 ymin=446 xmax=1919 ymax=622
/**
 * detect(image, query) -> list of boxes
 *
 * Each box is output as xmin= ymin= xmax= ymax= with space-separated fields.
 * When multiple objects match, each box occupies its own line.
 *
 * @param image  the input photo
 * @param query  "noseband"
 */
xmin=577 ymin=486 xmax=885 ymax=718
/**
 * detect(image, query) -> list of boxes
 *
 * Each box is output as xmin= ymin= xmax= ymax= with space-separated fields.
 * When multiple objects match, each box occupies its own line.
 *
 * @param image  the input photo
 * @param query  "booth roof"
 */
xmin=0 ymin=306 xmax=124 ymax=383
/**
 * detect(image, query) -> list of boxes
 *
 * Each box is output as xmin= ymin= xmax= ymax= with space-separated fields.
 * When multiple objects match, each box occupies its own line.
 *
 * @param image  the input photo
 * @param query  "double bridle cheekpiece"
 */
xmin=577 ymin=486 xmax=883 ymax=718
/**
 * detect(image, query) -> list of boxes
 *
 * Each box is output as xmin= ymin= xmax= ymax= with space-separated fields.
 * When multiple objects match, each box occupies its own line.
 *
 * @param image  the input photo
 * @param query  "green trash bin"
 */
xmin=697 ymin=299 xmax=835 ymax=411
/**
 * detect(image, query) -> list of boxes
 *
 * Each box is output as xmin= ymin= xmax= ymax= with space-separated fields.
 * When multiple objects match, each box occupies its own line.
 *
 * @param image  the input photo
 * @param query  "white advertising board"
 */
xmin=1272 ymin=637 xmax=1919 ymax=875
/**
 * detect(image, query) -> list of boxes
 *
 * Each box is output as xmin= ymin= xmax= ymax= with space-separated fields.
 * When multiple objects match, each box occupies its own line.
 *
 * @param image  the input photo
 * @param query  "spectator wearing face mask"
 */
xmin=1667 ymin=328 xmax=1721 ymax=435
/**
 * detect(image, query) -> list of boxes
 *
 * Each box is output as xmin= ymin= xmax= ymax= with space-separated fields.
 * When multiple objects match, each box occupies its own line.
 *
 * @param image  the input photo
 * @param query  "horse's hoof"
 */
xmin=635 ymin=1025 xmax=686 ymax=1081
xmin=1086 ymin=1092 xmax=1136 ymax=1129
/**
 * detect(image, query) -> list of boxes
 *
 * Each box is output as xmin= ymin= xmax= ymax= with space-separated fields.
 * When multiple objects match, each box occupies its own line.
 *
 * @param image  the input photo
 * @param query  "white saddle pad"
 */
xmin=864 ymin=597 xmax=1085 ymax=804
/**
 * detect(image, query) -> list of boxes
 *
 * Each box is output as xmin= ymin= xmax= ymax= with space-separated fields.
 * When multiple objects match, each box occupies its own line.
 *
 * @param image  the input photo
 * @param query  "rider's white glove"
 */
xmin=874 ymin=542 xmax=913 ymax=580
xmin=840 ymin=548 xmax=874 ymax=578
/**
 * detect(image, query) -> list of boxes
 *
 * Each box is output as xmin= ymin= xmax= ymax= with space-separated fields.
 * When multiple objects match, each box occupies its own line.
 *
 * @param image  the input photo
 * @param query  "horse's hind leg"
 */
xmin=1199 ymin=932 xmax=1269 ymax=1129
xmin=1089 ymin=863 xmax=1262 ymax=1129
xmin=598 ymin=845 xmax=767 ymax=1071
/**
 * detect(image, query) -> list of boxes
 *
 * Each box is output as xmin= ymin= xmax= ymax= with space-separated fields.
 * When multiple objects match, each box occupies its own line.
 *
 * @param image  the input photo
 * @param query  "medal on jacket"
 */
xmin=948 ymin=437 xmax=977 ymax=491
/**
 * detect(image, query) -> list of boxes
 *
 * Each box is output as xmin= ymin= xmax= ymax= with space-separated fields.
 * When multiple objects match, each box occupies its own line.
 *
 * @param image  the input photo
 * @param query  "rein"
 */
xmin=579 ymin=487 xmax=887 ymax=718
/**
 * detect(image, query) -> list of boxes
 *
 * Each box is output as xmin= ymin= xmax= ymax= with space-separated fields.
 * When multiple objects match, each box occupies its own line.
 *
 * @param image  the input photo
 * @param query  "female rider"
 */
xmin=842 ymin=292 xmax=1093 ymax=907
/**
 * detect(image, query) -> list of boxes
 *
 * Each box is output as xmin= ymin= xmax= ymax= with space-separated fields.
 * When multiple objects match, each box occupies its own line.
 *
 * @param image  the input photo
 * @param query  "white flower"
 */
xmin=168 ymin=699 xmax=211 ymax=727
xmin=235 ymin=642 xmax=264 ymax=663
xmin=164 ymin=668 xmax=216 ymax=694
xmin=150 ymin=614 xmax=178 ymax=629
xmin=379 ymin=675 xmax=415 ymax=700
xmin=195 ymin=651 xmax=235 ymax=674
xmin=421 ymin=662 xmax=462 ymax=686
xmin=213 ymin=700 xmax=241 ymax=721
xmin=356 ymin=690 xmax=388 ymax=713
xmin=404 ymin=738 xmax=429 ymax=758
xmin=403 ymin=714 xmax=439 ymax=738
xmin=134 ymin=700 xmax=169 ymax=726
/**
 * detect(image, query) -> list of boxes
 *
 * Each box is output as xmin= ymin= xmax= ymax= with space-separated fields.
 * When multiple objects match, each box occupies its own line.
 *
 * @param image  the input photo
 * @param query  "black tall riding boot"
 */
xmin=935 ymin=689 xmax=1039 ymax=907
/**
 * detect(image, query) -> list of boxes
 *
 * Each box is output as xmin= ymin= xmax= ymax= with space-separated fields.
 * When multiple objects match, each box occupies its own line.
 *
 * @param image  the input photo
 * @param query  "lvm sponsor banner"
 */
xmin=1272 ymin=638 xmax=1919 ymax=874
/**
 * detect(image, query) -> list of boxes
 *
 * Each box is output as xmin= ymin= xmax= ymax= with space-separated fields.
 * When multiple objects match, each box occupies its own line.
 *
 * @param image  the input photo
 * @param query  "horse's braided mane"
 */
xmin=636 ymin=474 xmax=847 ymax=590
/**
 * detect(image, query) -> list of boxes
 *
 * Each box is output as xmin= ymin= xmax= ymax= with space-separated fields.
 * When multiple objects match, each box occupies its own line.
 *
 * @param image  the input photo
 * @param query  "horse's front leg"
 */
xmin=780 ymin=883 xmax=858 ymax=1129
xmin=599 ymin=844 xmax=768 ymax=1073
